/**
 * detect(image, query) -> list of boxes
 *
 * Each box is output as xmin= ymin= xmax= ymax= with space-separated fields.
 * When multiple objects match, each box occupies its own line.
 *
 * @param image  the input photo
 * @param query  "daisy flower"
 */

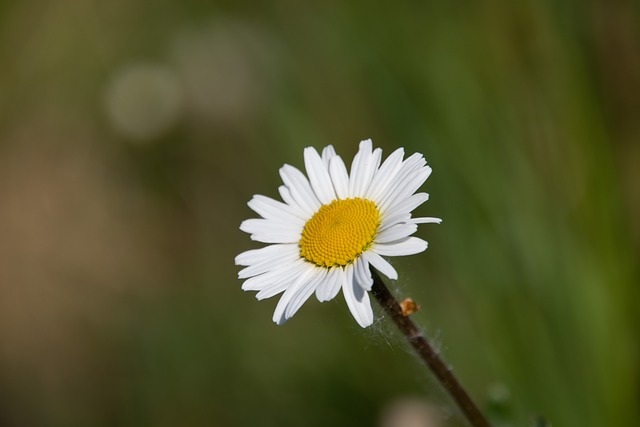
xmin=235 ymin=139 xmax=441 ymax=328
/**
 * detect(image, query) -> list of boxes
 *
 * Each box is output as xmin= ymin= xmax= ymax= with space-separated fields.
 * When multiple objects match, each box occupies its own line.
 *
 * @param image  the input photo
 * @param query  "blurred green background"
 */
xmin=0 ymin=0 xmax=638 ymax=426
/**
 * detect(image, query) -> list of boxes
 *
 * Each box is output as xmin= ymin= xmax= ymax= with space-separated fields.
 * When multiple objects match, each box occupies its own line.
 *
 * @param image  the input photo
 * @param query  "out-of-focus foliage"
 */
xmin=0 ymin=1 xmax=638 ymax=426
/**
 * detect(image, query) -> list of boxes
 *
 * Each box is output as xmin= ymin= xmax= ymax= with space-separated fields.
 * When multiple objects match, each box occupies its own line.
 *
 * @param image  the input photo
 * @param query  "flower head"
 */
xmin=235 ymin=139 xmax=441 ymax=327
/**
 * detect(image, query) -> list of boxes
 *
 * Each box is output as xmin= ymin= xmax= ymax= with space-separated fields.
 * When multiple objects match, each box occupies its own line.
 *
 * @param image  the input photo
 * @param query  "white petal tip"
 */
xmin=413 ymin=217 xmax=443 ymax=224
xmin=356 ymin=317 xmax=374 ymax=328
xmin=357 ymin=139 xmax=373 ymax=152
xmin=273 ymin=316 xmax=288 ymax=326
xmin=316 ymin=293 xmax=330 ymax=303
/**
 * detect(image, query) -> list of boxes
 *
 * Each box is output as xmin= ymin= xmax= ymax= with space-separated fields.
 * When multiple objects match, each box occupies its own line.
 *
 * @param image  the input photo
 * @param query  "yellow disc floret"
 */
xmin=300 ymin=198 xmax=380 ymax=267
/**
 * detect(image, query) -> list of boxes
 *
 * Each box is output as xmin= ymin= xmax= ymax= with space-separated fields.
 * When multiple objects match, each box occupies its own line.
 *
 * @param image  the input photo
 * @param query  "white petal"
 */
xmin=255 ymin=260 xmax=309 ymax=300
xmin=235 ymin=243 xmax=298 ymax=266
xmin=375 ymin=153 xmax=426 ymax=209
xmin=358 ymin=147 xmax=382 ymax=196
xmin=412 ymin=217 xmax=442 ymax=224
xmin=365 ymin=147 xmax=405 ymax=201
xmin=241 ymin=258 xmax=305 ymax=292
xmin=240 ymin=218 xmax=299 ymax=235
xmin=238 ymin=245 xmax=300 ymax=278
xmin=379 ymin=212 xmax=411 ymax=231
xmin=347 ymin=142 xmax=365 ymax=197
xmin=285 ymin=267 xmax=327 ymax=319
xmin=272 ymin=266 xmax=317 ymax=325
xmin=329 ymin=156 xmax=350 ymax=199
xmin=279 ymin=164 xmax=321 ymax=214
xmin=362 ymin=251 xmax=398 ymax=280
xmin=349 ymin=139 xmax=377 ymax=197
xmin=376 ymin=161 xmax=427 ymax=212
xmin=250 ymin=233 xmax=300 ymax=244
xmin=342 ymin=264 xmax=374 ymax=328
xmin=240 ymin=218 xmax=301 ymax=243
xmin=375 ymin=223 xmax=418 ymax=244
xmin=381 ymin=166 xmax=432 ymax=213
xmin=315 ymin=266 xmax=343 ymax=302
xmin=278 ymin=185 xmax=306 ymax=216
xmin=304 ymin=147 xmax=336 ymax=204
xmin=388 ymin=192 xmax=429 ymax=216
xmin=321 ymin=145 xmax=337 ymax=166
xmin=241 ymin=267 xmax=283 ymax=291
xmin=353 ymin=257 xmax=373 ymax=291
xmin=372 ymin=237 xmax=428 ymax=257
xmin=256 ymin=283 xmax=292 ymax=300
xmin=248 ymin=195 xmax=306 ymax=224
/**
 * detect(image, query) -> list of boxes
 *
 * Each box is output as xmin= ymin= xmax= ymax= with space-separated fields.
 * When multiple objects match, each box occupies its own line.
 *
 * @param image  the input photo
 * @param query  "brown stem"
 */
xmin=370 ymin=268 xmax=491 ymax=427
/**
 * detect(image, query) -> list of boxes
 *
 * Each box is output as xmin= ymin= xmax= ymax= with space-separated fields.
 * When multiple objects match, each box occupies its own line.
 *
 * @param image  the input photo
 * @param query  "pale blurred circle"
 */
xmin=379 ymin=398 xmax=445 ymax=427
xmin=104 ymin=63 xmax=184 ymax=141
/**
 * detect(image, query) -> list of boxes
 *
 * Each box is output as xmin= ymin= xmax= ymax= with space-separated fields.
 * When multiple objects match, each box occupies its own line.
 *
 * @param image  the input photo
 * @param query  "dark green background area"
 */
xmin=0 ymin=1 xmax=638 ymax=426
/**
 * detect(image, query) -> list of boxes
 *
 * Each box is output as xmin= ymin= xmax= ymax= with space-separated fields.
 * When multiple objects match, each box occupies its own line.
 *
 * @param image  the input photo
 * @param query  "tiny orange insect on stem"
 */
xmin=399 ymin=298 xmax=420 ymax=316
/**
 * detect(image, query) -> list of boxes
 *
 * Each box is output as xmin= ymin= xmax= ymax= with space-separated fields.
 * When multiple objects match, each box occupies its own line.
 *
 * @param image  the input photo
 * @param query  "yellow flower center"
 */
xmin=299 ymin=198 xmax=380 ymax=267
